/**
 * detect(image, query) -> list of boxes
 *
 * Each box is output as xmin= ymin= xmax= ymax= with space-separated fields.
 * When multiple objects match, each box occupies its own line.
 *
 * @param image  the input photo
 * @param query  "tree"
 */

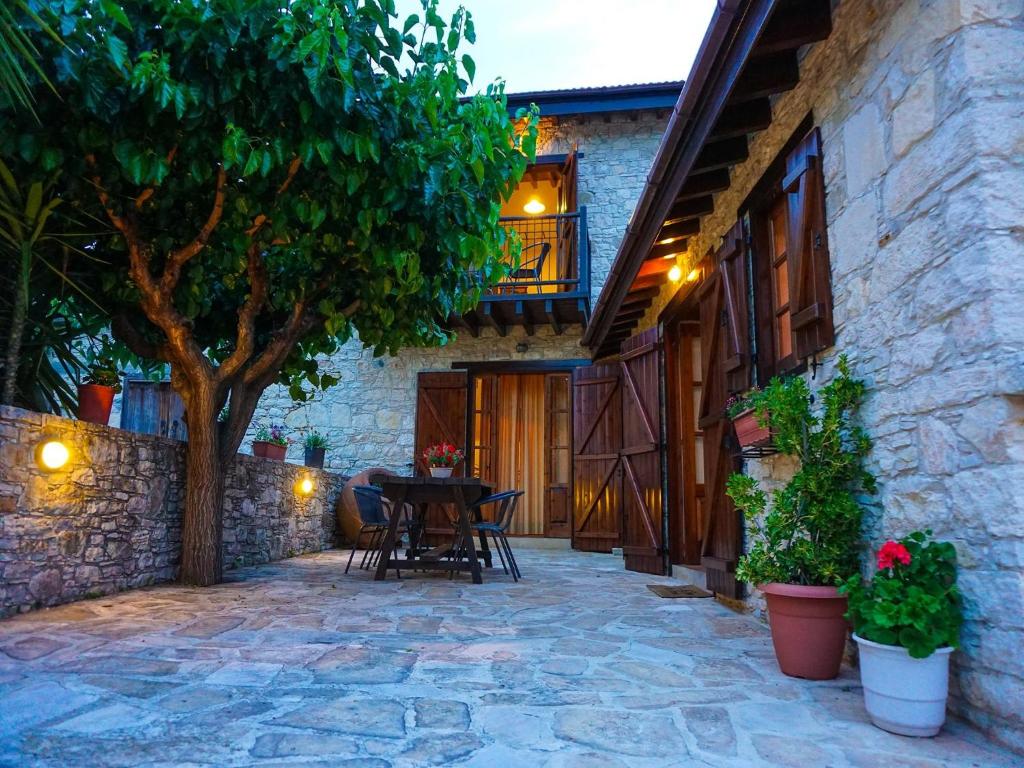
xmin=3 ymin=0 xmax=537 ymax=585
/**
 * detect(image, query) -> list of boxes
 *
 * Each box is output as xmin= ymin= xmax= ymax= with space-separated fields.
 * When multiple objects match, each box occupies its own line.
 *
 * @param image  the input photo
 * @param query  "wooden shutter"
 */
xmin=716 ymin=220 xmax=752 ymax=395
xmin=784 ymin=128 xmax=834 ymax=360
xmin=415 ymin=371 xmax=469 ymax=542
xmin=120 ymin=379 xmax=187 ymax=440
xmin=572 ymin=363 xmax=622 ymax=552
xmin=470 ymin=374 xmax=498 ymax=484
xmin=544 ymin=373 xmax=572 ymax=538
xmin=620 ymin=327 xmax=665 ymax=575
xmin=696 ymin=271 xmax=743 ymax=598
xmin=558 ymin=145 xmax=579 ymax=284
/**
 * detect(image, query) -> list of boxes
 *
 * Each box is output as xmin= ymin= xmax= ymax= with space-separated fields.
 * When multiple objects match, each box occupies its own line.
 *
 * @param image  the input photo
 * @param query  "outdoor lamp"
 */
xmin=523 ymin=198 xmax=546 ymax=215
xmin=668 ymin=263 xmax=683 ymax=283
xmin=686 ymin=268 xmax=701 ymax=283
xmin=296 ymin=475 xmax=315 ymax=496
xmin=36 ymin=439 xmax=71 ymax=471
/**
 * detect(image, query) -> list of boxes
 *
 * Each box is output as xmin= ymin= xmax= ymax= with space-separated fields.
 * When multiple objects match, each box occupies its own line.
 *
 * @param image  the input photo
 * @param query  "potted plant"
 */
xmin=841 ymin=531 xmax=962 ymax=736
xmin=726 ymin=387 xmax=771 ymax=449
xmin=77 ymin=356 xmax=122 ymax=425
xmin=303 ymin=430 xmax=329 ymax=469
xmin=423 ymin=442 xmax=464 ymax=478
xmin=728 ymin=356 xmax=876 ymax=680
xmin=253 ymin=424 xmax=289 ymax=461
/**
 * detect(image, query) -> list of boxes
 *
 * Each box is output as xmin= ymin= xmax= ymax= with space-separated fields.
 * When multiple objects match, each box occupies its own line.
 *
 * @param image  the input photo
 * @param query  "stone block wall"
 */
xmin=0 ymin=406 xmax=345 ymax=618
xmin=638 ymin=0 xmax=1024 ymax=752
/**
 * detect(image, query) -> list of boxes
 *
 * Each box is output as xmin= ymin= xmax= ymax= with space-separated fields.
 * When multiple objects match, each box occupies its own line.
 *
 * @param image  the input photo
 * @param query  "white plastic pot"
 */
xmin=854 ymin=633 xmax=953 ymax=737
xmin=429 ymin=467 xmax=453 ymax=478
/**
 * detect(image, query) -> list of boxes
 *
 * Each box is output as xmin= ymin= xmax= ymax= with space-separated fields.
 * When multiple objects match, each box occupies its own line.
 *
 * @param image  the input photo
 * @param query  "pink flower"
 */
xmin=877 ymin=540 xmax=911 ymax=570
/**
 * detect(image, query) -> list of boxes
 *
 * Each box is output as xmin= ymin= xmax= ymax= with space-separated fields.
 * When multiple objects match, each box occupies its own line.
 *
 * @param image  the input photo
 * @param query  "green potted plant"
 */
xmin=253 ymin=424 xmax=289 ymax=461
xmin=303 ymin=430 xmax=329 ymax=469
xmin=77 ymin=355 xmax=122 ymax=425
xmin=726 ymin=387 xmax=771 ymax=449
xmin=423 ymin=442 xmax=464 ymax=478
xmin=841 ymin=531 xmax=962 ymax=736
xmin=728 ymin=356 xmax=875 ymax=680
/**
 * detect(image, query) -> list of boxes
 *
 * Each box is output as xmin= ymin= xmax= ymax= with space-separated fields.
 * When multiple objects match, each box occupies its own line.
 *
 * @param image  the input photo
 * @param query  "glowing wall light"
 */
xmin=668 ymin=264 xmax=683 ymax=283
xmin=36 ymin=440 xmax=71 ymax=471
xmin=523 ymin=198 xmax=546 ymax=215
xmin=296 ymin=475 xmax=315 ymax=496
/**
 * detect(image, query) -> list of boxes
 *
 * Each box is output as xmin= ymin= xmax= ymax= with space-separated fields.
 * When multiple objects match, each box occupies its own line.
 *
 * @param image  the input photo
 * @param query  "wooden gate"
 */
xmin=120 ymin=379 xmax=187 ymax=440
xmin=572 ymin=364 xmax=622 ymax=552
xmin=415 ymin=371 xmax=468 ymax=541
xmin=620 ymin=328 xmax=665 ymax=574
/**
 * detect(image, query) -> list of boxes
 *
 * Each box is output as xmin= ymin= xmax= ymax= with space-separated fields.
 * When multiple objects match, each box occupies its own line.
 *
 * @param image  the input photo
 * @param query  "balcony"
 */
xmin=452 ymin=207 xmax=591 ymax=337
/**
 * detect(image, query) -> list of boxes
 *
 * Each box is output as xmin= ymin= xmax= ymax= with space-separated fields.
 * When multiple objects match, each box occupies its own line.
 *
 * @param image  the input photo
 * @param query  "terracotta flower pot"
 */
xmin=304 ymin=446 xmax=326 ymax=468
xmin=761 ymin=583 xmax=849 ymax=680
xmin=253 ymin=440 xmax=287 ymax=461
xmin=77 ymin=383 xmax=116 ymax=425
xmin=732 ymin=408 xmax=771 ymax=448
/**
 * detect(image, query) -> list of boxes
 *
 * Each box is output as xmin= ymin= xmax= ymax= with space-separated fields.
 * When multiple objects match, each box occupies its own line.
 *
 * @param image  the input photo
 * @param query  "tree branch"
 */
xmin=111 ymin=314 xmax=173 ymax=363
xmin=244 ymin=156 xmax=301 ymax=239
xmin=215 ymin=243 xmax=269 ymax=384
xmin=161 ymin=166 xmax=226 ymax=292
xmin=135 ymin=145 xmax=179 ymax=210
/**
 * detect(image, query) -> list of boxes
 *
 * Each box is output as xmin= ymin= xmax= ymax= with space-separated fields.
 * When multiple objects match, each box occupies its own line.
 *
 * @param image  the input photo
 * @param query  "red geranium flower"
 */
xmin=877 ymin=540 xmax=912 ymax=570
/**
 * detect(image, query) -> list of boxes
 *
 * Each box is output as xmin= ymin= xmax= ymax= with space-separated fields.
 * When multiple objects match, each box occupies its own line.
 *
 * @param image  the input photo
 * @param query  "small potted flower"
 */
xmin=303 ymin=430 xmax=329 ymax=469
xmin=253 ymin=424 xmax=290 ymax=461
xmin=840 ymin=531 xmax=962 ymax=737
xmin=423 ymin=442 xmax=464 ymax=478
xmin=726 ymin=386 xmax=770 ymax=449
xmin=77 ymin=356 xmax=123 ymax=425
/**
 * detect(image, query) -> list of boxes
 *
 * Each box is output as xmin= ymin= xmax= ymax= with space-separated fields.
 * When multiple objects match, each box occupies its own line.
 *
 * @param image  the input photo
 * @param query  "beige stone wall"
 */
xmin=635 ymin=0 xmax=1024 ymax=751
xmin=0 ymin=406 xmax=345 ymax=617
xmin=250 ymin=111 xmax=669 ymax=474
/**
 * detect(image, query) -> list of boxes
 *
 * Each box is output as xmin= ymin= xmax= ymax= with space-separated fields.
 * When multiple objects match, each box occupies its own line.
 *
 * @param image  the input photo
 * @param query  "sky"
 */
xmin=395 ymin=0 xmax=718 ymax=93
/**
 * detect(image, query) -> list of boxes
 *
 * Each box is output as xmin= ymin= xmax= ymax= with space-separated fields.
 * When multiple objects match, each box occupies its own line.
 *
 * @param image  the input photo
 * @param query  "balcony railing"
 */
xmin=491 ymin=207 xmax=590 ymax=297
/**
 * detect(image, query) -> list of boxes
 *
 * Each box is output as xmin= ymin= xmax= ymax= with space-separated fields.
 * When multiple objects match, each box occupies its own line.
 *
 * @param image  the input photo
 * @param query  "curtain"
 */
xmin=494 ymin=374 xmax=546 ymax=535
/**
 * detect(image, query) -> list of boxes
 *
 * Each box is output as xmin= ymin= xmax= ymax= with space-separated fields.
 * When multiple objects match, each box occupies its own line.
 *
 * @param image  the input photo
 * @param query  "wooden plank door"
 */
xmin=696 ymin=268 xmax=744 ymax=598
xmin=572 ymin=364 xmax=622 ymax=552
xmin=415 ymin=371 xmax=469 ymax=541
xmin=470 ymin=374 xmax=498 ymax=484
xmin=544 ymin=373 xmax=572 ymax=538
xmin=619 ymin=328 xmax=665 ymax=574
xmin=120 ymin=379 xmax=187 ymax=440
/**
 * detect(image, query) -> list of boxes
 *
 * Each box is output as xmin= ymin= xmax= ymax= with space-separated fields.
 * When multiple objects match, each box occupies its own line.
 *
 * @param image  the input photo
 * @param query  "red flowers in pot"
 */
xmin=423 ymin=442 xmax=464 ymax=478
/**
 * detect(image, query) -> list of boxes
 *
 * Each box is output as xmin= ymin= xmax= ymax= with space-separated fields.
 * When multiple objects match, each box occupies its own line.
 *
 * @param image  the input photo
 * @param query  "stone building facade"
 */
xmin=250 ymin=103 xmax=672 ymax=474
xmin=0 ymin=406 xmax=344 ymax=617
xmin=618 ymin=0 xmax=1023 ymax=752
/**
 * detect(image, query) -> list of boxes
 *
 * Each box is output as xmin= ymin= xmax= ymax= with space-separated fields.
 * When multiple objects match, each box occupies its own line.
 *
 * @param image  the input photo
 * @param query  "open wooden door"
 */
xmin=415 ymin=371 xmax=469 ymax=541
xmin=572 ymin=363 xmax=622 ymax=552
xmin=620 ymin=328 xmax=665 ymax=574
xmin=696 ymin=225 xmax=750 ymax=598
xmin=545 ymin=373 xmax=572 ymax=537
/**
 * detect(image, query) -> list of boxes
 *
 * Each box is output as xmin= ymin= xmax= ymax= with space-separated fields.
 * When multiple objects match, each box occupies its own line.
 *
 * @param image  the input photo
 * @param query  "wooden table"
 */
xmin=370 ymin=475 xmax=494 ymax=583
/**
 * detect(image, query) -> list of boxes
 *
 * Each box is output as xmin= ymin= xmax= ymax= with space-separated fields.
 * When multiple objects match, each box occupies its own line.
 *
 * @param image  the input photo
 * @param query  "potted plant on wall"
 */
xmin=424 ymin=442 xmax=464 ymax=478
xmin=841 ymin=531 xmax=962 ymax=736
xmin=77 ymin=355 xmax=122 ymax=425
xmin=303 ymin=430 xmax=329 ymax=469
xmin=253 ymin=424 xmax=289 ymax=461
xmin=726 ymin=387 xmax=771 ymax=449
xmin=728 ymin=355 xmax=876 ymax=680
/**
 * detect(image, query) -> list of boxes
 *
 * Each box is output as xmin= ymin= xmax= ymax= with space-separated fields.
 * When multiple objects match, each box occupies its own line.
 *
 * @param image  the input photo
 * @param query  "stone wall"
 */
xmin=635 ymin=0 xmax=1024 ymax=752
xmin=0 ymin=406 xmax=345 ymax=618
xmin=250 ymin=110 xmax=668 ymax=475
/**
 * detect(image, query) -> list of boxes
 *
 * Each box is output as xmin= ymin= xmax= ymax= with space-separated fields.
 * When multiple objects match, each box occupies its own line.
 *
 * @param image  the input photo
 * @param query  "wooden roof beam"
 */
xmin=637 ymin=257 xmax=676 ymax=280
xmin=755 ymin=0 xmax=832 ymax=56
xmin=710 ymin=99 xmax=773 ymax=140
xmin=658 ymin=218 xmax=701 ymax=242
xmin=693 ymin=136 xmax=749 ymax=173
xmin=621 ymin=286 xmax=660 ymax=306
xmin=666 ymin=195 xmax=715 ymax=224
xmin=675 ymin=169 xmax=731 ymax=201
xmin=648 ymin=240 xmax=689 ymax=260
xmin=728 ymin=51 xmax=800 ymax=103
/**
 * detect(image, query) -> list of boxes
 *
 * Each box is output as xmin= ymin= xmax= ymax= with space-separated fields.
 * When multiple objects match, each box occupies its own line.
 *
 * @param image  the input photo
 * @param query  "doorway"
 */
xmin=470 ymin=372 xmax=571 ymax=537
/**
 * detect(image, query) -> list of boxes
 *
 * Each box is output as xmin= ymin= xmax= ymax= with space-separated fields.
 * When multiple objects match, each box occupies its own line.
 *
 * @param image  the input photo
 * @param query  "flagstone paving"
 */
xmin=0 ymin=548 xmax=1016 ymax=767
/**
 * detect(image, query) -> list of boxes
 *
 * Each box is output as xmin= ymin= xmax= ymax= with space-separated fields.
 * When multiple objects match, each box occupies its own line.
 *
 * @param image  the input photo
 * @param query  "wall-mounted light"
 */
xmin=523 ymin=198 xmax=546 ymax=215
xmin=296 ymin=475 xmax=315 ymax=496
xmin=36 ymin=439 xmax=71 ymax=471
xmin=668 ymin=264 xmax=683 ymax=283
xmin=686 ymin=268 xmax=701 ymax=283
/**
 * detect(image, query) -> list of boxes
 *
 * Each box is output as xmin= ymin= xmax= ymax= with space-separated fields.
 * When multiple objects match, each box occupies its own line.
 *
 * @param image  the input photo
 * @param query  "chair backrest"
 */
xmin=512 ymin=241 xmax=551 ymax=279
xmin=352 ymin=485 xmax=389 ymax=526
xmin=471 ymin=490 xmax=523 ymax=531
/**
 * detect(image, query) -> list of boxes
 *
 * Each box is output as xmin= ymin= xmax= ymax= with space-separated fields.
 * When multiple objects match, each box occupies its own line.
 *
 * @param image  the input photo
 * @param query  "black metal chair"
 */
xmin=504 ymin=241 xmax=551 ymax=293
xmin=347 ymin=485 xmax=398 ymax=574
xmin=453 ymin=490 xmax=524 ymax=582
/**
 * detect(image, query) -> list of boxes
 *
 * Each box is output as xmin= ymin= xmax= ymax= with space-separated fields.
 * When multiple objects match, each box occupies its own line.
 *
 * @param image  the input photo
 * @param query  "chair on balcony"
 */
xmin=506 ymin=241 xmax=551 ymax=293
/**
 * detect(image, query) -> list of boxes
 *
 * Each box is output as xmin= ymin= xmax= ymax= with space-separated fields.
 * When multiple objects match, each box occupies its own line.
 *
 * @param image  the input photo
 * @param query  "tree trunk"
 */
xmin=1 ymin=243 xmax=31 ymax=406
xmin=179 ymin=394 xmax=225 ymax=586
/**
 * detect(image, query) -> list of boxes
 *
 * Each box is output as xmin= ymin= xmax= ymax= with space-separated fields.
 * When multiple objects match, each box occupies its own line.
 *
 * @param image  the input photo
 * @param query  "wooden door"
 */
xmin=120 ymin=379 xmax=187 ymax=440
xmin=572 ymin=364 xmax=622 ymax=552
xmin=696 ymin=269 xmax=744 ymax=598
xmin=620 ymin=328 xmax=665 ymax=574
xmin=415 ymin=371 xmax=468 ymax=540
xmin=665 ymin=318 xmax=705 ymax=566
xmin=470 ymin=374 xmax=498 ymax=484
xmin=544 ymin=373 xmax=572 ymax=538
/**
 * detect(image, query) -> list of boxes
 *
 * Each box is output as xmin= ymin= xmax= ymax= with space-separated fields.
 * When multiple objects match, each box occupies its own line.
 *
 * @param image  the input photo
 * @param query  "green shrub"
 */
xmin=730 ymin=356 xmax=876 ymax=586
xmin=840 ymin=531 xmax=962 ymax=658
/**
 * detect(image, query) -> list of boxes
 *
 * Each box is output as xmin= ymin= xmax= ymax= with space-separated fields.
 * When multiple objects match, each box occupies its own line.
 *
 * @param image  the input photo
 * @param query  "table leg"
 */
xmin=374 ymin=485 xmax=407 ymax=581
xmin=452 ymin=486 xmax=482 ymax=584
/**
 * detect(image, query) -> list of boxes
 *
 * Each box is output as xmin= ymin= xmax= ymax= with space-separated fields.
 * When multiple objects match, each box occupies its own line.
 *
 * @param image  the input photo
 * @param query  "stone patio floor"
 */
xmin=0 ymin=547 xmax=1017 ymax=768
